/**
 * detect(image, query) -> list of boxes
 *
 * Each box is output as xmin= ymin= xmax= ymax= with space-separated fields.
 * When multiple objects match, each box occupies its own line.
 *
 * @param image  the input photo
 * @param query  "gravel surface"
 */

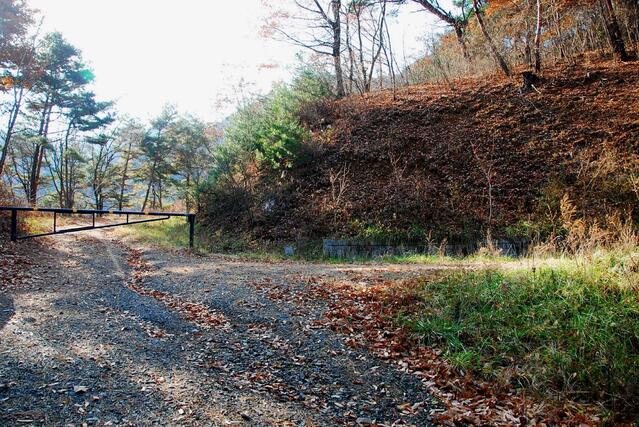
xmin=0 ymin=230 xmax=443 ymax=426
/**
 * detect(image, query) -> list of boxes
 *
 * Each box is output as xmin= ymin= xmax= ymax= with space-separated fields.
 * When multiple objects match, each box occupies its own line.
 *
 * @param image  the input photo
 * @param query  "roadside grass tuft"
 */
xmin=403 ymin=249 xmax=639 ymax=412
xmin=378 ymin=252 xmax=515 ymax=265
xmin=22 ymin=214 xmax=51 ymax=235
xmin=117 ymin=216 xmax=191 ymax=248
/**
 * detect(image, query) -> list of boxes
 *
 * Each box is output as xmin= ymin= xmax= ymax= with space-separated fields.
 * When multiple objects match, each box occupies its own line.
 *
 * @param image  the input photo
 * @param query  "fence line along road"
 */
xmin=0 ymin=206 xmax=196 ymax=248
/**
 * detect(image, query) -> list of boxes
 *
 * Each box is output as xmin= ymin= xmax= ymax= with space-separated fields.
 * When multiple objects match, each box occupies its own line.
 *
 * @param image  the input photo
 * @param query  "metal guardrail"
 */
xmin=0 ymin=206 xmax=196 ymax=248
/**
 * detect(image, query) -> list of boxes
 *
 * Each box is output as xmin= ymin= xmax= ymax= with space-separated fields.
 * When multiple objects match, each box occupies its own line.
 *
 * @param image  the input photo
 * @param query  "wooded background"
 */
xmin=1 ymin=0 xmax=637 ymax=218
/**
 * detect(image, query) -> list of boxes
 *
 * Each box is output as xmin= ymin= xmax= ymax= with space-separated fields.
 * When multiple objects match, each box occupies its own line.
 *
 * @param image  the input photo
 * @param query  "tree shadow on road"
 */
xmin=0 ymin=293 xmax=14 ymax=331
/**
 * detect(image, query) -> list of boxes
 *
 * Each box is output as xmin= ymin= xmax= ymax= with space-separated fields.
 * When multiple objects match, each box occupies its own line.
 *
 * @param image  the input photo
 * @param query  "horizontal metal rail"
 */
xmin=0 ymin=206 xmax=196 ymax=248
xmin=1 ymin=206 xmax=191 ymax=216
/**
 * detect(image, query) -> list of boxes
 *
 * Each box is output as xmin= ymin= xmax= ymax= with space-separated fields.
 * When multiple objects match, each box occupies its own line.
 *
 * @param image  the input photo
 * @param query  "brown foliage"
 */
xmin=412 ymin=0 xmax=638 ymax=84
xmin=203 ymin=59 xmax=639 ymax=243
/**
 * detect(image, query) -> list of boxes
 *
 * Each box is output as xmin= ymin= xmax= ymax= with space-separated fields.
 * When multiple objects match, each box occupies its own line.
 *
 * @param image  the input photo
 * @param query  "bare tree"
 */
xmin=469 ymin=139 xmax=497 ymax=231
xmin=619 ymin=0 xmax=639 ymax=47
xmin=9 ymin=135 xmax=38 ymax=197
xmin=600 ymin=0 xmax=629 ymax=61
xmin=534 ymin=0 xmax=543 ymax=72
xmin=267 ymin=0 xmax=346 ymax=96
xmin=88 ymin=136 xmax=118 ymax=210
xmin=401 ymin=0 xmax=471 ymax=59
xmin=115 ymin=120 xmax=144 ymax=210
xmin=46 ymin=128 xmax=84 ymax=208
xmin=472 ymin=0 xmax=512 ymax=76
xmin=381 ymin=12 xmax=402 ymax=90
xmin=344 ymin=0 xmax=389 ymax=93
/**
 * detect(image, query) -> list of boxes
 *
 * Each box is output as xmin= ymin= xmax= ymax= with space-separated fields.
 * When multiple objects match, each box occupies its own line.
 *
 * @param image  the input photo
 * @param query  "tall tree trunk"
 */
xmin=29 ymin=145 xmax=42 ymax=205
xmin=534 ymin=0 xmax=543 ymax=72
xmin=94 ymin=180 xmax=101 ymax=210
xmin=28 ymin=101 xmax=52 ymax=205
xmin=58 ymin=122 xmax=74 ymax=208
xmin=366 ymin=0 xmax=387 ymax=90
xmin=524 ymin=35 xmax=533 ymax=66
xmin=141 ymin=159 xmax=157 ymax=211
xmin=185 ymin=174 xmax=191 ymax=213
xmin=601 ymin=0 xmax=629 ymax=61
xmin=334 ymin=52 xmax=346 ymax=97
xmin=345 ymin=12 xmax=355 ymax=94
xmin=331 ymin=0 xmax=346 ymax=97
xmin=383 ymin=17 xmax=398 ymax=90
xmin=63 ymin=130 xmax=70 ymax=208
xmin=92 ymin=147 xmax=103 ymax=210
xmin=620 ymin=0 xmax=639 ymax=44
xmin=142 ymin=178 xmax=153 ymax=211
xmin=472 ymin=0 xmax=512 ymax=77
xmin=356 ymin=8 xmax=368 ymax=92
xmin=453 ymin=23 xmax=470 ymax=60
xmin=0 ymin=87 xmax=25 ymax=178
xmin=551 ymin=1 xmax=566 ymax=59
xmin=118 ymin=141 xmax=133 ymax=210
xmin=28 ymin=152 xmax=42 ymax=205
xmin=67 ymin=161 xmax=75 ymax=209
xmin=524 ymin=0 xmax=533 ymax=67
xmin=56 ymin=145 xmax=64 ymax=207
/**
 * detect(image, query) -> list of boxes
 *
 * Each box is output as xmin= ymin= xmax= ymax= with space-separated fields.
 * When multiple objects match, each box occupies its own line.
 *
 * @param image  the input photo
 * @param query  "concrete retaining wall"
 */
xmin=322 ymin=238 xmax=530 ymax=258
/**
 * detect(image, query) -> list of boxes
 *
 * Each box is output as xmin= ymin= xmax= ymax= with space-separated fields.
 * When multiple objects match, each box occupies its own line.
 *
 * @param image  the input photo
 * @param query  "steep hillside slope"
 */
xmin=203 ymin=60 xmax=639 ymax=244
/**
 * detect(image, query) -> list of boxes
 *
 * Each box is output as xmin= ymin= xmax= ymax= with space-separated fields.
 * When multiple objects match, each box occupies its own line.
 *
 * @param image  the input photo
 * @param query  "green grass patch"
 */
xmin=403 ymin=250 xmax=639 ymax=411
xmin=378 ymin=252 xmax=515 ymax=265
xmin=22 ymin=215 xmax=51 ymax=235
xmin=116 ymin=216 xmax=191 ymax=249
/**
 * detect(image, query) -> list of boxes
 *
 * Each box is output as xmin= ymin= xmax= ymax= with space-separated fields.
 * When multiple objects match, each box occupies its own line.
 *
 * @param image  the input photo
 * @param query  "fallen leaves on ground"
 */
xmin=249 ymin=273 xmax=604 ymax=425
xmin=304 ymin=279 xmax=605 ymax=426
xmin=0 ymin=242 xmax=35 ymax=290
xmin=125 ymin=248 xmax=230 ymax=331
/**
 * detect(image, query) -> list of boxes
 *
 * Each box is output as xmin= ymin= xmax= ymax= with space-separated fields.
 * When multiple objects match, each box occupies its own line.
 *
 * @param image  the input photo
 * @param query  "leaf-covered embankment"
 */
xmin=200 ymin=60 xmax=639 ymax=246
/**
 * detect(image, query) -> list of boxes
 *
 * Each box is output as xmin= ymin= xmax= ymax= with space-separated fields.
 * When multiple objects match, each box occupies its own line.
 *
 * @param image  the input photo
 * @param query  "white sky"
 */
xmin=28 ymin=0 xmax=440 ymax=122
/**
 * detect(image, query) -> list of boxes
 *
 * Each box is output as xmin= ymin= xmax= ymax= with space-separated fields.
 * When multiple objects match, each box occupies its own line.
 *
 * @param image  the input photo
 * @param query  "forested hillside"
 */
xmin=193 ymin=0 xmax=639 ymax=250
xmin=2 ymin=0 xmax=638 ymax=235
xmin=200 ymin=59 xmax=639 ymax=246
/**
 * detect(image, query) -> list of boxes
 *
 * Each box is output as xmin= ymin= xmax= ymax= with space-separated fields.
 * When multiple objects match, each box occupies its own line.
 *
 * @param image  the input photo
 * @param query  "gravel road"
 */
xmin=0 ymin=230 xmax=442 ymax=426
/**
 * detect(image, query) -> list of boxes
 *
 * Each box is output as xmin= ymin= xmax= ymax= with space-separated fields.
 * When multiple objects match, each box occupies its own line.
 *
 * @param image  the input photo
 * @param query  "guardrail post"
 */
xmin=10 ymin=209 xmax=17 ymax=242
xmin=188 ymin=214 xmax=195 ymax=249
